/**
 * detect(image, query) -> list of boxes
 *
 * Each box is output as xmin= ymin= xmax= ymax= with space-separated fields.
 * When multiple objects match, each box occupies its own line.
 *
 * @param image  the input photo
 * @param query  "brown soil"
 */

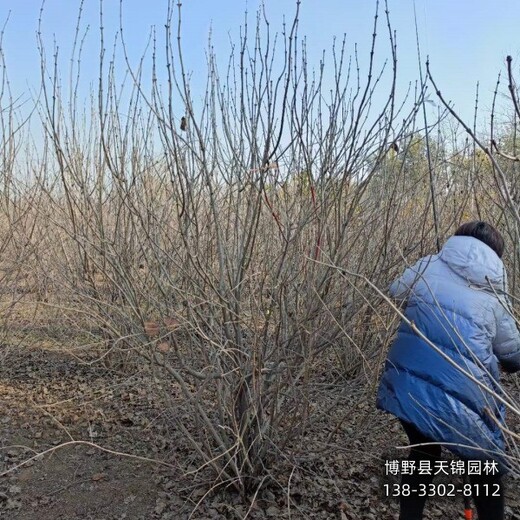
xmin=0 ymin=347 xmax=519 ymax=519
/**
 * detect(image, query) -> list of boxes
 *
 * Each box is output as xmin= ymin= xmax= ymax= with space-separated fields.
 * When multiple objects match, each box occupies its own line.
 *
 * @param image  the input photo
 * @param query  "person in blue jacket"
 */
xmin=377 ymin=221 xmax=520 ymax=520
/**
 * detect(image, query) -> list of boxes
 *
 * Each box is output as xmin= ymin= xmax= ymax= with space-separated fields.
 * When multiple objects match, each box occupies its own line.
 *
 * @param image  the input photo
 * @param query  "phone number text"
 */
xmin=383 ymin=483 xmax=500 ymax=497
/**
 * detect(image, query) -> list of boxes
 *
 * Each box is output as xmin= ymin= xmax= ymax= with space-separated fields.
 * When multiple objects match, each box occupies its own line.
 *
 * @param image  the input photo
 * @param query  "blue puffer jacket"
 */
xmin=377 ymin=235 xmax=520 ymax=469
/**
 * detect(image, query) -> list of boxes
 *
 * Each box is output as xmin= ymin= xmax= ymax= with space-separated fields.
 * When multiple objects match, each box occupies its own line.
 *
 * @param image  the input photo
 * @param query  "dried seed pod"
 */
xmin=157 ymin=342 xmax=170 ymax=353
xmin=389 ymin=141 xmax=399 ymax=153
xmin=144 ymin=321 xmax=160 ymax=338
xmin=164 ymin=317 xmax=179 ymax=332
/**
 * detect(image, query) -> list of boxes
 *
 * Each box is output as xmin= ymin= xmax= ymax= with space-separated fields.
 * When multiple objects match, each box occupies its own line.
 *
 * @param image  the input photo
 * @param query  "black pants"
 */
xmin=399 ymin=420 xmax=504 ymax=520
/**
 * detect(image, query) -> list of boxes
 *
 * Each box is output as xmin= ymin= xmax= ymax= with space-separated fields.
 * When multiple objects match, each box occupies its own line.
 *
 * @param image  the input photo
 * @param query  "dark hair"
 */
xmin=454 ymin=221 xmax=505 ymax=258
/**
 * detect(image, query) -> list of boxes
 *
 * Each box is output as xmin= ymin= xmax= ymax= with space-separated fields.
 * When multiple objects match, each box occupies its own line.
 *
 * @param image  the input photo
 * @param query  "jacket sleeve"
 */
xmin=389 ymin=256 xmax=432 ymax=301
xmin=493 ymin=302 xmax=520 ymax=373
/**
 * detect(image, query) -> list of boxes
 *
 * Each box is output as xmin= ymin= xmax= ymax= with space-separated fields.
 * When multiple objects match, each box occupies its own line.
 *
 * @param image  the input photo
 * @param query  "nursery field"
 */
xmin=2 ymin=344 xmax=519 ymax=519
xmin=1 ymin=1 xmax=520 ymax=518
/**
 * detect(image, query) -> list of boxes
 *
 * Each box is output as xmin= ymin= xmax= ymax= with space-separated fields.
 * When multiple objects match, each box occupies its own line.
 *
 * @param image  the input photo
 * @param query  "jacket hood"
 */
xmin=440 ymin=235 xmax=504 ymax=288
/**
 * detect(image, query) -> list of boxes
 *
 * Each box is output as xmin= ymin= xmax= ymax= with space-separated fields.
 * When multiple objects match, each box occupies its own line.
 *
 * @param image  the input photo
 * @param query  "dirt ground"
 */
xmin=0 ymin=347 xmax=519 ymax=520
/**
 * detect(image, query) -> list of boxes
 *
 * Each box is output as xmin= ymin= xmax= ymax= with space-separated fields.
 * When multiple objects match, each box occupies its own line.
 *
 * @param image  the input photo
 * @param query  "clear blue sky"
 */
xmin=1 ymin=0 xmax=520 ymax=126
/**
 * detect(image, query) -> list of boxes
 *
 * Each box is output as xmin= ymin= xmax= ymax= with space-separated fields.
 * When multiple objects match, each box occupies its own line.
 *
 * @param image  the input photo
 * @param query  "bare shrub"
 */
xmin=1 ymin=0 xmax=518 ymax=508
